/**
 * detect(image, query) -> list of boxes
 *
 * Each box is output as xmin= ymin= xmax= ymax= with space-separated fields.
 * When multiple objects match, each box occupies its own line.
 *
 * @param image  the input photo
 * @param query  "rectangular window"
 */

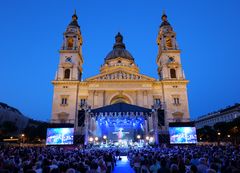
xmin=61 ymin=97 xmax=68 ymax=105
xmin=154 ymin=98 xmax=161 ymax=105
xmin=173 ymin=97 xmax=180 ymax=105
xmin=80 ymin=99 xmax=86 ymax=107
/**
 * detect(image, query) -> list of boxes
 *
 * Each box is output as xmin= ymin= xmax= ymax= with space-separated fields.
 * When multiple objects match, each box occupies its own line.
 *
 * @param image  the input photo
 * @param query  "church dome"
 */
xmin=105 ymin=32 xmax=134 ymax=61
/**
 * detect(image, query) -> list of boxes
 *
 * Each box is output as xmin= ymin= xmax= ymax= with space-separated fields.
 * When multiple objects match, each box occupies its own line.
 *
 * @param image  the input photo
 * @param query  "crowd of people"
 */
xmin=0 ymin=145 xmax=116 ymax=173
xmin=0 ymin=145 xmax=240 ymax=173
xmin=128 ymin=145 xmax=240 ymax=173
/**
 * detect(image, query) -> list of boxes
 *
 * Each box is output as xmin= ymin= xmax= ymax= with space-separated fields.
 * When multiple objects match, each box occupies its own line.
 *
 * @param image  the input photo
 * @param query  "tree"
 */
xmin=197 ymin=126 xmax=217 ymax=142
xmin=0 ymin=121 xmax=18 ymax=135
xmin=214 ymin=122 xmax=229 ymax=137
xmin=23 ymin=121 xmax=49 ymax=142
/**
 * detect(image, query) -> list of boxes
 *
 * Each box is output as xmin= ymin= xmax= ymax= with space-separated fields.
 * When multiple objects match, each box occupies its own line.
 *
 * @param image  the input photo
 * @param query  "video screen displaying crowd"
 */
xmin=0 ymin=145 xmax=240 ymax=173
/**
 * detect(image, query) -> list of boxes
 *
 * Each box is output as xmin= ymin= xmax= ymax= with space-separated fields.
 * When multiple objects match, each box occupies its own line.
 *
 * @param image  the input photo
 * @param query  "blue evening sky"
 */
xmin=0 ymin=0 xmax=239 ymax=121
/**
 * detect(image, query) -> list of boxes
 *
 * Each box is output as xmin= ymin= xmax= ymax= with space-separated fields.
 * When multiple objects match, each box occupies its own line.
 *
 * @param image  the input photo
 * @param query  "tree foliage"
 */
xmin=0 ymin=121 xmax=18 ymax=135
xmin=197 ymin=117 xmax=240 ymax=144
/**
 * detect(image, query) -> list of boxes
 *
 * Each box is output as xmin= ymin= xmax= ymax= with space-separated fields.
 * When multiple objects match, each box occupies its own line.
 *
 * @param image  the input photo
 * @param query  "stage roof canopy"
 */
xmin=91 ymin=102 xmax=151 ymax=114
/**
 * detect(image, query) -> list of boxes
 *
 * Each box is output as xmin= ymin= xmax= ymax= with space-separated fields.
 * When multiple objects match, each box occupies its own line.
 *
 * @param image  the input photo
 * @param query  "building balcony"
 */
xmin=50 ymin=119 xmax=75 ymax=124
xmin=167 ymin=118 xmax=191 ymax=122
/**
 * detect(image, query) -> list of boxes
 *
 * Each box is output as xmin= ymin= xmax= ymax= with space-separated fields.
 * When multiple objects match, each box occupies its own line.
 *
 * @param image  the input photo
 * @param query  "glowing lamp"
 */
xmin=89 ymin=137 xmax=93 ymax=142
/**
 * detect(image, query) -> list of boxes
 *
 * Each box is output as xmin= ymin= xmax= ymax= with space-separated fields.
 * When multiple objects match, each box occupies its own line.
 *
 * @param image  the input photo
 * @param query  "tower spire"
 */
xmin=68 ymin=10 xmax=80 ymax=28
xmin=72 ymin=9 xmax=78 ymax=21
xmin=160 ymin=10 xmax=170 ymax=27
xmin=162 ymin=9 xmax=166 ymax=16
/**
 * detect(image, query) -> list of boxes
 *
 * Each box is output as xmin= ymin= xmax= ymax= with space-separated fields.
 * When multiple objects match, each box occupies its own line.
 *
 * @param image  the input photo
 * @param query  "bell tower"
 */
xmin=156 ymin=12 xmax=190 ymax=124
xmin=156 ymin=12 xmax=184 ymax=80
xmin=55 ymin=11 xmax=83 ymax=81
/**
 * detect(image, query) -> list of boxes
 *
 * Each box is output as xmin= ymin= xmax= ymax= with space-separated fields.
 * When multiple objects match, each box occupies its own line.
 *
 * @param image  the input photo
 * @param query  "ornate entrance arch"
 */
xmin=110 ymin=95 xmax=131 ymax=104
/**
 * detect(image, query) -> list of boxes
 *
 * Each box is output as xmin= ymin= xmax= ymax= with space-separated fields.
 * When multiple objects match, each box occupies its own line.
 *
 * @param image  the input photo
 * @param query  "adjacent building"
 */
xmin=195 ymin=103 xmax=240 ymax=129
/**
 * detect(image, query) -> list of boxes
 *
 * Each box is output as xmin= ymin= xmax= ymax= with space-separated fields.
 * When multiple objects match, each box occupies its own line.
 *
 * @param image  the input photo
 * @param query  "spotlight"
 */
xmin=103 ymin=135 xmax=107 ymax=139
xmin=149 ymin=137 xmax=154 ymax=141
xmin=146 ymin=136 xmax=150 ymax=140
xmin=89 ymin=137 xmax=93 ymax=142
xmin=137 ymin=135 xmax=141 ymax=139
xmin=95 ymin=137 xmax=99 ymax=141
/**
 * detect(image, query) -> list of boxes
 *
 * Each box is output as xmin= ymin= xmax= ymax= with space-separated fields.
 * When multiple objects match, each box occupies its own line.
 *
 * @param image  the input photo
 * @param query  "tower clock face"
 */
xmin=65 ymin=57 xmax=72 ymax=62
xmin=169 ymin=57 xmax=175 ymax=62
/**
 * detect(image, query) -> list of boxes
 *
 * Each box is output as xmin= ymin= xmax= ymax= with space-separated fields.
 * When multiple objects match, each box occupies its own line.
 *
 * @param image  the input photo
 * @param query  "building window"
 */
xmin=64 ymin=69 xmax=70 ymax=79
xmin=67 ymin=37 xmax=74 ymax=49
xmin=80 ymin=99 xmax=86 ymax=107
xmin=154 ymin=98 xmax=161 ymax=105
xmin=170 ymin=69 xmax=176 ymax=78
xmin=61 ymin=97 xmax=68 ymax=105
xmin=173 ymin=97 xmax=180 ymax=105
xmin=166 ymin=37 xmax=172 ymax=48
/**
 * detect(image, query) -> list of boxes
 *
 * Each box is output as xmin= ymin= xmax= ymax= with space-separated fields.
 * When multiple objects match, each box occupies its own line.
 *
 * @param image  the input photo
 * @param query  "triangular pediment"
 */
xmin=85 ymin=69 xmax=155 ymax=82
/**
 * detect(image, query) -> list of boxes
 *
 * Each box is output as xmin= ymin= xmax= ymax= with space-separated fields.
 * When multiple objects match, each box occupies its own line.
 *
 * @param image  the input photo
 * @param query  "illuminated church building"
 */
xmin=51 ymin=12 xmax=190 ymax=143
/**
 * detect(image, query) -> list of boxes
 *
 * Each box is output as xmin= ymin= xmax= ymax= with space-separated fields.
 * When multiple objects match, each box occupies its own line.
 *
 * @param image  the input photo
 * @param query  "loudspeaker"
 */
xmin=78 ymin=109 xmax=85 ymax=127
xmin=157 ymin=109 xmax=165 ymax=126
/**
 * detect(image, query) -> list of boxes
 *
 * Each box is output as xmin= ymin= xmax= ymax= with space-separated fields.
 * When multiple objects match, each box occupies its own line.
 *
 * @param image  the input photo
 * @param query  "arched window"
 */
xmin=166 ymin=37 xmax=172 ymax=48
xmin=67 ymin=37 xmax=74 ymax=49
xmin=110 ymin=95 xmax=131 ymax=104
xmin=170 ymin=69 xmax=176 ymax=78
xmin=64 ymin=69 xmax=70 ymax=79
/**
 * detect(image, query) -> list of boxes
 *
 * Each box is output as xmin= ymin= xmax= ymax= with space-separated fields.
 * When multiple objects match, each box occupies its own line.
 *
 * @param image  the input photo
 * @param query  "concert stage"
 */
xmin=47 ymin=103 xmax=196 ymax=146
xmin=85 ymin=103 xmax=156 ymax=145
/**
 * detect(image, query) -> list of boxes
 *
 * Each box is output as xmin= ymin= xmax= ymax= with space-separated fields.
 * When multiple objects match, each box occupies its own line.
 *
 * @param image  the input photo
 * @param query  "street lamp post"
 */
xmin=21 ymin=134 xmax=25 ymax=144
xmin=227 ymin=134 xmax=231 ymax=143
xmin=217 ymin=132 xmax=221 ymax=145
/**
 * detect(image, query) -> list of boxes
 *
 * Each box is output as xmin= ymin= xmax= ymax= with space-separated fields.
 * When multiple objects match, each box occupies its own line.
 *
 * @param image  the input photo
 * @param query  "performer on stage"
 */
xmin=113 ymin=128 xmax=129 ymax=139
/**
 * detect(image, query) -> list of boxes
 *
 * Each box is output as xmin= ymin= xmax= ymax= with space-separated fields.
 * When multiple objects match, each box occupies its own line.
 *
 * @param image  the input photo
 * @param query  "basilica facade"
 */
xmin=51 ymin=12 xmax=190 ymax=141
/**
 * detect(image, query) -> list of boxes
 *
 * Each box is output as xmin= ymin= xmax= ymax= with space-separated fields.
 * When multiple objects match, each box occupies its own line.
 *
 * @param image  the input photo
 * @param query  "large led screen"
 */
xmin=169 ymin=127 xmax=197 ymax=144
xmin=46 ymin=128 xmax=74 ymax=145
xmin=93 ymin=117 xmax=145 ymax=141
